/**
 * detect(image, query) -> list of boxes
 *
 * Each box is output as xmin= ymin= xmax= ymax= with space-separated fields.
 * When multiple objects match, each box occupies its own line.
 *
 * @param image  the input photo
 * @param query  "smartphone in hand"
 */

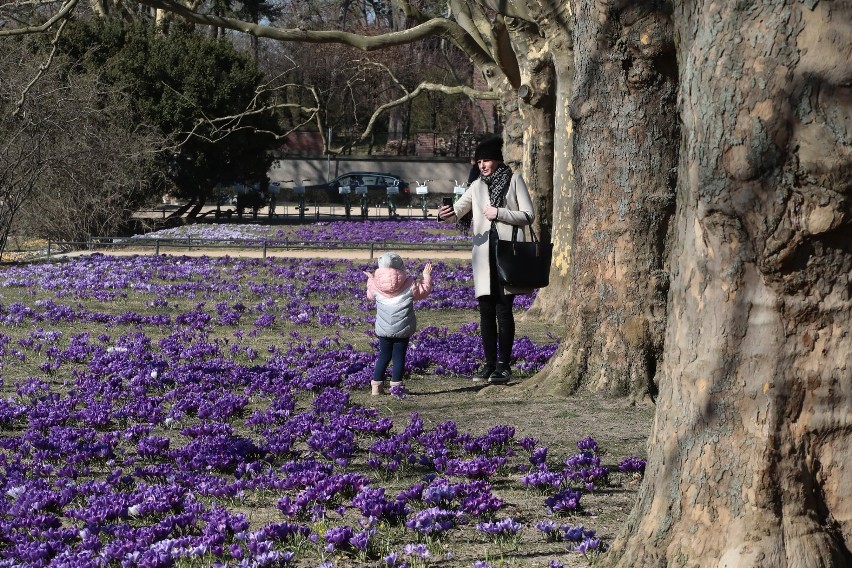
xmin=439 ymin=197 xmax=453 ymax=220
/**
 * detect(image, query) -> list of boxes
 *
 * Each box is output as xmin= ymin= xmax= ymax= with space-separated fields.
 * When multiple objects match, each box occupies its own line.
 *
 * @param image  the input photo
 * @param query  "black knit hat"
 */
xmin=473 ymin=137 xmax=503 ymax=162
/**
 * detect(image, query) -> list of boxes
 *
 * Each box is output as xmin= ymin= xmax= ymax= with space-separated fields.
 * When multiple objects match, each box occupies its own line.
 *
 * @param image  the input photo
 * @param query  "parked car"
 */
xmin=303 ymin=172 xmax=410 ymax=204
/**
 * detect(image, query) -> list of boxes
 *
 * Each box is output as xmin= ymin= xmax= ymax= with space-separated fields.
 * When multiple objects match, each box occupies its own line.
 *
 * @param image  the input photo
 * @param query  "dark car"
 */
xmin=304 ymin=172 xmax=410 ymax=204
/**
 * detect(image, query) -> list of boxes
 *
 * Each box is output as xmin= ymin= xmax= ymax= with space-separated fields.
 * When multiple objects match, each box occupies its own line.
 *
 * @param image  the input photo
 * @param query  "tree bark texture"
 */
xmin=488 ymin=16 xmax=557 ymax=259
xmin=608 ymin=1 xmax=852 ymax=565
xmin=527 ymin=0 xmax=679 ymax=399
xmin=509 ymin=17 xmax=557 ymax=243
xmin=522 ymin=0 xmax=575 ymax=321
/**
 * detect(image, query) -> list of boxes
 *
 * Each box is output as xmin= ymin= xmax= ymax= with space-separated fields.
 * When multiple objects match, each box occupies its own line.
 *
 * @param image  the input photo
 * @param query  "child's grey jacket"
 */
xmin=366 ymin=261 xmax=433 ymax=338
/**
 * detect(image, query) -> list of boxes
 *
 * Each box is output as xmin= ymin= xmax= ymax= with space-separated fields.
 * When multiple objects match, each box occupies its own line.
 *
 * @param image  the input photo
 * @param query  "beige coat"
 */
xmin=449 ymin=172 xmax=535 ymax=297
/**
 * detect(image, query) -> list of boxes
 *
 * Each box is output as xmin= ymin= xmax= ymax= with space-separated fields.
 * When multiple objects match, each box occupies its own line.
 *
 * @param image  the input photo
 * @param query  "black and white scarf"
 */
xmin=481 ymin=163 xmax=513 ymax=208
xmin=458 ymin=163 xmax=512 ymax=233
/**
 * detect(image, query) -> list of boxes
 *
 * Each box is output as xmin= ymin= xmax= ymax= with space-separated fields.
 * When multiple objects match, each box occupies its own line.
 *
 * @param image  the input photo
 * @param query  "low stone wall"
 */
xmin=269 ymin=157 xmax=473 ymax=194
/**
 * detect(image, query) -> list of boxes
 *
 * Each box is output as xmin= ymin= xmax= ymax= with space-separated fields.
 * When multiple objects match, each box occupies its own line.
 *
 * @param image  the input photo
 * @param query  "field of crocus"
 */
xmin=0 ymin=221 xmax=652 ymax=568
xmin=128 ymin=220 xmax=471 ymax=245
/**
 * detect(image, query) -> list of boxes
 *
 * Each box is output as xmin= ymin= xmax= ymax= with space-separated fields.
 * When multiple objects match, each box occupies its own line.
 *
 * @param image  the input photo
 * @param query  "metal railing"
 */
xmin=40 ymin=236 xmax=468 ymax=260
xmin=135 ymin=199 xmax=447 ymax=223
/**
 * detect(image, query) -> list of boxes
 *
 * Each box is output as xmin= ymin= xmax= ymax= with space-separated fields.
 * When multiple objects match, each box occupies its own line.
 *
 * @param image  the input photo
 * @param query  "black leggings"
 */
xmin=477 ymin=284 xmax=515 ymax=365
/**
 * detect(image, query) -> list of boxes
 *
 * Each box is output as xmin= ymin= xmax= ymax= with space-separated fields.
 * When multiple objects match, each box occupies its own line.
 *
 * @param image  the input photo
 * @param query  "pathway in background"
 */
xmin=134 ymin=203 xmax=447 ymax=224
xmin=59 ymin=247 xmax=469 ymax=261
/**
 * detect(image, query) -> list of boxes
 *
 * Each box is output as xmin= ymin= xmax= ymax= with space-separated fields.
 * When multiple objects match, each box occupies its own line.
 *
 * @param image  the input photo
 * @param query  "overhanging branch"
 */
xmin=338 ymin=81 xmax=497 ymax=155
xmin=0 ymin=0 xmax=78 ymax=36
xmin=136 ymin=0 xmax=498 ymax=69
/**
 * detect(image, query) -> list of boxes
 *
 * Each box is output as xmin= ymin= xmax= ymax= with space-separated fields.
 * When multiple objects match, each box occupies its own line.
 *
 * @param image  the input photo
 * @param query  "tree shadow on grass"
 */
xmin=408 ymin=384 xmax=485 ymax=396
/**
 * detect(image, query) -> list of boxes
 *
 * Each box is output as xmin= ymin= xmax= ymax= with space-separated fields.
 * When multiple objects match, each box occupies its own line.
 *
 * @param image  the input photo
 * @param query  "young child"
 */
xmin=364 ymin=253 xmax=433 ymax=395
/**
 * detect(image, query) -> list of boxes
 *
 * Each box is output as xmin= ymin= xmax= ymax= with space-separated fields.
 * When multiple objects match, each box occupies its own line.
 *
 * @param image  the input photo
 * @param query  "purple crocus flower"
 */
xmin=545 ymin=488 xmax=583 ymax=515
xmin=476 ymin=517 xmax=523 ymax=539
xmin=618 ymin=455 xmax=647 ymax=473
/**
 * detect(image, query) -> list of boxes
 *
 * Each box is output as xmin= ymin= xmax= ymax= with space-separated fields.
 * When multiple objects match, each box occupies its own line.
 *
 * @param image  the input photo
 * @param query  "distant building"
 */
xmin=278 ymin=132 xmax=325 ymax=156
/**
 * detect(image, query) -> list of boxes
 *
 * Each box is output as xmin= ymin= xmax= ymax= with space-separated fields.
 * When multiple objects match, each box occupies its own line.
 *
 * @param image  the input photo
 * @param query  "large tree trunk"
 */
xmin=520 ymin=3 xmax=574 ymax=321
xmin=482 ymin=33 xmax=552 ymax=215
xmin=608 ymin=1 xmax=852 ymax=565
xmin=528 ymin=0 xmax=679 ymax=399
xmin=509 ymin=18 xmax=557 ymax=244
xmin=516 ymin=63 xmax=555 ymax=244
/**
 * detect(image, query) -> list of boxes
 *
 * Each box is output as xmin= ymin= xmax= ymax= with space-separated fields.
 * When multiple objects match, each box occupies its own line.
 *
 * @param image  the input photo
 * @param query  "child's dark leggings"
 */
xmin=477 ymin=288 xmax=516 ymax=366
xmin=374 ymin=336 xmax=410 ymax=382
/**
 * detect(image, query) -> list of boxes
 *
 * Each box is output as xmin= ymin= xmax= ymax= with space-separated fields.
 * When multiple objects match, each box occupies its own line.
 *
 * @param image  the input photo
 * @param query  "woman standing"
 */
xmin=438 ymin=137 xmax=534 ymax=384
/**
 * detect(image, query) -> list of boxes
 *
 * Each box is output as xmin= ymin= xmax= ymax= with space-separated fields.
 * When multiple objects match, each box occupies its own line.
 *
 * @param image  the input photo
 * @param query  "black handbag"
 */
xmin=491 ymin=213 xmax=552 ymax=289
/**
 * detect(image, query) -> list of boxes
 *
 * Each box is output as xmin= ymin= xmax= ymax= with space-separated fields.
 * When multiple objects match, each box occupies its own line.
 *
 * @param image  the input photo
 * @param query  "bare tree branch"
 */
xmin=329 ymin=60 xmax=498 ymax=154
xmin=156 ymin=53 xmax=494 ymax=157
xmin=395 ymin=0 xmax=520 ymax=89
xmin=448 ymin=0 xmax=493 ymax=56
xmin=152 ymin=78 xmax=321 ymax=149
xmin=351 ymin=82 xmax=496 ymax=146
xmin=13 ymin=19 xmax=68 ymax=117
xmin=491 ymin=14 xmax=521 ymax=88
xmin=0 ymin=0 xmax=79 ymax=36
xmin=134 ymin=0 xmax=498 ymax=69
xmin=478 ymin=0 xmax=535 ymax=23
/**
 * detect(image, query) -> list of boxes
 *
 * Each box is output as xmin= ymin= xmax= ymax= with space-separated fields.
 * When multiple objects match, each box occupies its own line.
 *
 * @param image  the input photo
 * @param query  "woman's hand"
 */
xmin=483 ymin=206 xmax=498 ymax=221
xmin=438 ymin=205 xmax=454 ymax=221
xmin=422 ymin=263 xmax=433 ymax=276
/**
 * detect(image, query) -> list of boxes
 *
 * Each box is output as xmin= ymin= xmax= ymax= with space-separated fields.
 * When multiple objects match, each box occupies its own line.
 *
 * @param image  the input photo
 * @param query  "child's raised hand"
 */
xmin=422 ymin=263 xmax=433 ymax=276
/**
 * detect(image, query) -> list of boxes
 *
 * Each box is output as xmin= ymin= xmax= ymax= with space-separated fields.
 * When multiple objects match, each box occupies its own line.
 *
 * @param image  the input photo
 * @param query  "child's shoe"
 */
xmin=371 ymin=381 xmax=384 ymax=396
